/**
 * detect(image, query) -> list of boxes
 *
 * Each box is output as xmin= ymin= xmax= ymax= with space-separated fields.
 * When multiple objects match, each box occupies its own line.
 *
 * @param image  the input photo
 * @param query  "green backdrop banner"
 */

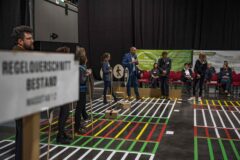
xmin=136 ymin=50 xmax=192 ymax=71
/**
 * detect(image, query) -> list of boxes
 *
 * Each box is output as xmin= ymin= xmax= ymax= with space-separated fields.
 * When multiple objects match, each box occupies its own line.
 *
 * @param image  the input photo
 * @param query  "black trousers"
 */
xmin=160 ymin=76 xmax=169 ymax=97
xmin=57 ymin=104 xmax=70 ymax=137
xmin=103 ymin=81 xmax=116 ymax=102
xmin=151 ymin=78 xmax=159 ymax=88
xmin=183 ymin=78 xmax=192 ymax=92
xmin=193 ymin=77 xmax=205 ymax=97
xmin=74 ymin=92 xmax=88 ymax=131
xmin=15 ymin=119 xmax=23 ymax=160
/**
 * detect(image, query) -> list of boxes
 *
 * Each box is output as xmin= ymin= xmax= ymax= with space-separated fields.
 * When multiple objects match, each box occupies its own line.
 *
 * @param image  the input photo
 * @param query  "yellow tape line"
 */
xmin=136 ymin=123 xmax=149 ymax=140
xmin=94 ymin=121 xmax=115 ymax=136
xmin=114 ymin=122 xmax=131 ymax=138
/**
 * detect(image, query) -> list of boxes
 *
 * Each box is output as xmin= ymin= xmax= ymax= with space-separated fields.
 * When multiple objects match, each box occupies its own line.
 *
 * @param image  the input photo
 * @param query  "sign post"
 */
xmin=113 ymin=64 xmax=124 ymax=98
xmin=0 ymin=51 xmax=79 ymax=159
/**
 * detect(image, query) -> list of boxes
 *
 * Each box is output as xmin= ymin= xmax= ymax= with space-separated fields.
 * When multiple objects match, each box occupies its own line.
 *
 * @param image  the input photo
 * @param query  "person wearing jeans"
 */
xmin=102 ymin=52 xmax=117 ymax=104
xmin=122 ymin=47 xmax=141 ymax=101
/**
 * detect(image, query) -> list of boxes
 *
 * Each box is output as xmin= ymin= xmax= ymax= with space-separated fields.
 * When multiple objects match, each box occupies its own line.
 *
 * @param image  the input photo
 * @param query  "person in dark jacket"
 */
xmin=151 ymin=63 xmax=160 ymax=88
xmin=122 ymin=47 xmax=141 ymax=100
xmin=74 ymin=54 xmax=91 ymax=135
xmin=188 ymin=53 xmax=208 ymax=102
xmin=11 ymin=25 xmax=34 ymax=160
xmin=205 ymin=63 xmax=216 ymax=82
xmin=158 ymin=51 xmax=172 ymax=99
xmin=55 ymin=47 xmax=72 ymax=144
xmin=219 ymin=63 xmax=232 ymax=96
xmin=102 ymin=52 xmax=118 ymax=104
xmin=181 ymin=63 xmax=193 ymax=93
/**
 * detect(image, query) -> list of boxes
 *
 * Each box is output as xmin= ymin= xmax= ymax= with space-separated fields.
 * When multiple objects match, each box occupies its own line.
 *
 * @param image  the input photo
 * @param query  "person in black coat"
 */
xmin=55 ymin=47 xmax=72 ymax=144
xmin=188 ymin=53 xmax=207 ymax=102
xmin=158 ymin=51 xmax=172 ymax=99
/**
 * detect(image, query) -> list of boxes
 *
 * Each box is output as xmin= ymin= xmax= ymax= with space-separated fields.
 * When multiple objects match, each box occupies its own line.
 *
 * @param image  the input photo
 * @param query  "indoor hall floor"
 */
xmin=0 ymin=86 xmax=239 ymax=160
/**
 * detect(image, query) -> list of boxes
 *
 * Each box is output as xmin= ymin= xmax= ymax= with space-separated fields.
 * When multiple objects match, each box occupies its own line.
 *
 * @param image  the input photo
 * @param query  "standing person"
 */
xmin=76 ymin=47 xmax=95 ymax=97
xmin=151 ymin=63 xmax=160 ymax=88
xmin=122 ymin=47 xmax=141 ymax=101
xmin=76 ymin=46 xmax=86 ymax=57
xmin=55 ymin=47 xmax=72 ymax=144
xmin=102 ymin=52 xmax=118 ymax=104
xmin=189 ymin=53 xmax=208 ymax=102
xmin=74 ymin=54 xmax=91 ymax=135
xmin=158 ymin=51 xmax=172 ymax=99
xmin=11 ymin=25 xmax=34 ymax=160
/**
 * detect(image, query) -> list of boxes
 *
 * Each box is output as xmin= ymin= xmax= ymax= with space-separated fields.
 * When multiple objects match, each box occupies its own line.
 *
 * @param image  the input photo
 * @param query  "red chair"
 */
xmin=169 ymin=71 xmax=175 ymax=81
xmin=169 ymin=71 xmax=175 ymax=86
xmin=206 ymin=73 xmax=219 ymax=93
xmin=171 ymin=71 xmax=183 ymax=88
xmin=138 ymin=71 xmax=151 ymax=88
xmin=232 ymin=71 xmax=237 ymax=76
xmin=232 ymin=73 xmax=240 ymax=93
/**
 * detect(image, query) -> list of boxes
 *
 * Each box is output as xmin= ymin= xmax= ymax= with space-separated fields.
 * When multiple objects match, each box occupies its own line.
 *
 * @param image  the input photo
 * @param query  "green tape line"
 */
xmin=229 ymin=140 xmax=240 ymax=160
xmin=81 ymin=137 xmax=93 ymax=147
xmin=115 ymin=140 xmax=125 ymax=150
xmin=93 ymin=138 xmax=105 ymax=148
xmin=140 ymin=142 xmax=148 ymax=152
xmin=218 ymin=139 xmax=228 ymax=160
xmin=152 ymin=143 xmax=159 ymax=154
xmin=207 ymin=138 xmax=214 ymax=160
xmin=194 ymin=137 xmax=198 ymax=160
xmin=128 ymin=141 xmax=137 ymax=151
xmin=71 ymin=136 xmax=84 ymax=145
xmin=104 ymin=139 xmax=115 ymax=149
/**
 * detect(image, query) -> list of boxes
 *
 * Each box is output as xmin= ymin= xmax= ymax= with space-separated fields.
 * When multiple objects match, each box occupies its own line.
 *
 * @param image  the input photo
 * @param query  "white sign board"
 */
xmin=0 ymin=51 xmax=79 ymax=123
xmin=113 ymin=64 xmax=124 ymax=79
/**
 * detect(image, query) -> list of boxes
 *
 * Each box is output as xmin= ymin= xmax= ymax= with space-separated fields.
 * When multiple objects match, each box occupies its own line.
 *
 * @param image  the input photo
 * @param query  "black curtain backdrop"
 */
xmin=78 ymin=0 xmax=240 ymax=79
xmin=0 ymin=0 xmax=30 ymax=49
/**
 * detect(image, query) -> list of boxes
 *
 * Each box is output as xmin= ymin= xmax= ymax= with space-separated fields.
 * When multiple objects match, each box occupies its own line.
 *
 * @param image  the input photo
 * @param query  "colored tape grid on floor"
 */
xmin=4 ymin=97 xmax=178 ymax=159
xmin=194 ymin=98 xmax=240 ymax=160
xmin=0 ymin=140 xmax=155 ymax=160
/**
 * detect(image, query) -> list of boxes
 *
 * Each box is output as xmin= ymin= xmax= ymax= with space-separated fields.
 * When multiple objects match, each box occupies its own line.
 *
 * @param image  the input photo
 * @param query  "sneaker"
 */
xmin=63 ymin=133 xmax=72 ymax=140
xmin=103 ymin=100 xmax=108 ymax=104
xmin=136 ymin=96 xmax=143 ymax=101
xmin=165 ymin=97 xmax=170 ymax=101
xmin=227 ymin=93 xmax=231 ymax=97
xmin=126 ymin=96 xmax=134 ymax=101
xmin=114 ymin=98 xmax=119 ymax=103
xmin=198 ymin=97 xmax=202 ymax=102
xmin=75 ymin=128 xmax=86 ymax=135
xmin=81 ymin=121 xmax=89 ymax=127
xmin=188 ymin=97 xmax=195 ymax=101
xmin=84 ymin=119 xmax=91 ymax=124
